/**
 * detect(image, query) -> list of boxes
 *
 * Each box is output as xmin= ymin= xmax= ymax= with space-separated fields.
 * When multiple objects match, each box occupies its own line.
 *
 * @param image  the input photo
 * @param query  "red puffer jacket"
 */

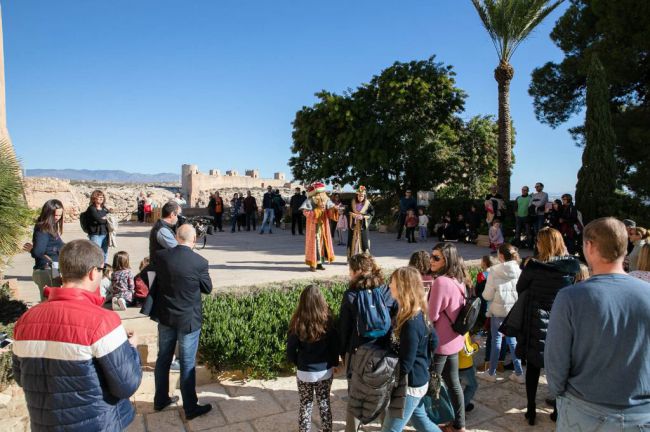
xmin=12 ymin=287 xmax=142 ymax=432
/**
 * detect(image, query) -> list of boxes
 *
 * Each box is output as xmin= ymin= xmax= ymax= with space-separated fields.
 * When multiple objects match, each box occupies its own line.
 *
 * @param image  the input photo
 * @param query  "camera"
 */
xmin=0 ymin=332 xmax=12 ymax=349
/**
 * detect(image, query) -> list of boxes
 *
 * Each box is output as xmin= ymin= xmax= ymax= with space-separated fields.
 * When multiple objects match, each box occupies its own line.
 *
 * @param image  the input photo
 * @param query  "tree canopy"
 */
xmin=289 ymin=57 xmax=498 ymax=199
xmin=529 ymin=0 xmax=650 ymax=199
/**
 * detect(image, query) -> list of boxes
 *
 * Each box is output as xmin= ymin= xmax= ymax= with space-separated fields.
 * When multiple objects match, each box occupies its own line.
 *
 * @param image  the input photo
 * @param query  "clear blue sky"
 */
xmin=3 ymin=0 xmax=582 ymax=195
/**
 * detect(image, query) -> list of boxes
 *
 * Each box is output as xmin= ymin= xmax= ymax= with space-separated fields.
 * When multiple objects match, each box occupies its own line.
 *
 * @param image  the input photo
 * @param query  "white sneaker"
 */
xmin=112 ymin=297 xmax=127 ymax=311
xmin=509 ymin=373 xmax=525 ymax=384
xmin=477 ymin=371 xmax=497 ymax=382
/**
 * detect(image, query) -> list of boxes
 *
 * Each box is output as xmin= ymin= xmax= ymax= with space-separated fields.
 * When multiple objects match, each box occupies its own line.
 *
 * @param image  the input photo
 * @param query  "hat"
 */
xmin=307 ymin=182 xmax=326 ymax=197
xmin=623 ymin=219 xmax=636 ymax=228
xmin=356 ymin=185 xmax=367 ymax=195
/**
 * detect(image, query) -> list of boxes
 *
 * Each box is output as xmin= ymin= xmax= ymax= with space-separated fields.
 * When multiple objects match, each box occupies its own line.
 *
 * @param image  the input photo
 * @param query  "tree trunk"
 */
xmin=494 ymin=61 xmax=514 ymax=200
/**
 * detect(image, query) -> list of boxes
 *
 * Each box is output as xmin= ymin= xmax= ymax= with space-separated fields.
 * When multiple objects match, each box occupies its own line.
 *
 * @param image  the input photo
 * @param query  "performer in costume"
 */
xmin=347 ymin=186 xmax=374 ymax=259
xmin=300 ymin=182 xmax=339 ymax=271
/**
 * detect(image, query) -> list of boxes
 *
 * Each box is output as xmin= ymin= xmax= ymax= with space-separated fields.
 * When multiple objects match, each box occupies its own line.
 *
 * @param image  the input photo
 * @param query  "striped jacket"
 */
xmin=12 ymin=287 xmax=142 ymax=432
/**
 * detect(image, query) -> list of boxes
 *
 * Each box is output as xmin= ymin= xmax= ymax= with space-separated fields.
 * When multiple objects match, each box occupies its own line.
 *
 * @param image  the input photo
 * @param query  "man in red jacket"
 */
xmin=12 ymin=239 xmax=142 ymax=432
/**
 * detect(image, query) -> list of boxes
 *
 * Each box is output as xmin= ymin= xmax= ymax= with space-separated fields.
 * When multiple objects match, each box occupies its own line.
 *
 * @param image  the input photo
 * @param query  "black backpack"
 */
xmin=443 ymin=283 xmax=481 ymax=335
xmin=79 ymin=210 xmax=91 ymax=234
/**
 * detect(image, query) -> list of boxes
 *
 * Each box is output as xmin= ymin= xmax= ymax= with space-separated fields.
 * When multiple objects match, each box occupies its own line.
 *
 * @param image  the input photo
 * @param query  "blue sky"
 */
xmin=3 ymin=0 xmax=582 ymax=194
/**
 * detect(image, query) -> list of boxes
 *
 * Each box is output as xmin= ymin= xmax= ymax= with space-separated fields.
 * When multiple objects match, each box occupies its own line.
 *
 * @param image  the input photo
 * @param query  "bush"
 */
xmin=199 ymin=266 xmax=482 ymax=379
xmin=200 ymin=280 xmax=348 ymax=378
xmin=0 ymin=282 xmax=28 ymax=391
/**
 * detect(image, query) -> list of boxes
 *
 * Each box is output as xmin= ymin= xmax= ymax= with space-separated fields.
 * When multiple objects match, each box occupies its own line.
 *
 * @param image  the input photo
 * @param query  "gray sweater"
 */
xmin=545 ymin=274 xmax=650 ymax=410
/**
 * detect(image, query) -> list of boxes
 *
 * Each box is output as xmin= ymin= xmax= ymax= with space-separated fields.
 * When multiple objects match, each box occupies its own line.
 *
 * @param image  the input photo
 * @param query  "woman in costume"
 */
xmin=347 ymin=186 xmax=374 ymax=259
xmin=300 ymin=182 xmax=339 ymax=271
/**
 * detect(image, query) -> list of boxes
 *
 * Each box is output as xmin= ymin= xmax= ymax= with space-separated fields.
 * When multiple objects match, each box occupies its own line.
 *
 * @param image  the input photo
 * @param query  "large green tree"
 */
xmin=291 ymin=57 xmax=486 ymax=198
xmin=470 ymin=0 xmax=563 ymax=200
xmin=529 ymin=0 xmax=650 ymax=199
xmin=575 ymin=55 xmax=617 ymax=222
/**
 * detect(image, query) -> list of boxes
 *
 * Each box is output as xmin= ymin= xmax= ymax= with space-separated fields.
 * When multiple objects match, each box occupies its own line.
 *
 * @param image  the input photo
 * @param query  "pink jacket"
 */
xmin=428 ymin=275 xmax=466 ymax=355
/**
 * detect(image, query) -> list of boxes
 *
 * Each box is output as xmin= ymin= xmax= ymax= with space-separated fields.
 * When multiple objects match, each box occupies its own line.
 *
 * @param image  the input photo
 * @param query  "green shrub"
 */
xmin=199 ymin=267 xmax=482 ymax=379
xmin=0 ymin=282 xmax=28 ymax=391
xmin=200 ymin=280 xmax=348 ymax=378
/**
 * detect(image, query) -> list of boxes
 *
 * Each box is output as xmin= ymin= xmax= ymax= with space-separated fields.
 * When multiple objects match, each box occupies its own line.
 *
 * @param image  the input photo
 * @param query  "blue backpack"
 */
xmin=355 ymin=287 xmax=391 ymax=338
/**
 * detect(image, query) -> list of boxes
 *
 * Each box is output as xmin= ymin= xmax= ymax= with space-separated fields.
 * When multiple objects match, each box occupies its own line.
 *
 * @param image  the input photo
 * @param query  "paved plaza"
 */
xmin=3 ymin=222 xmax=556 ymax=432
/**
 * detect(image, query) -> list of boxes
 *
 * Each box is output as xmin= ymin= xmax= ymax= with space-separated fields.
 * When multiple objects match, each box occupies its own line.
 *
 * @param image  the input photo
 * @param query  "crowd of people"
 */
xmin=9 ymin=185 xmax=650 ymax=432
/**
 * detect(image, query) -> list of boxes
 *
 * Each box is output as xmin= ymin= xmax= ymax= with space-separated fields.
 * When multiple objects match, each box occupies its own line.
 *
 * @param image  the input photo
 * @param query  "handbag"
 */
xmin=423 ymin=386 xmax=455 ymax=424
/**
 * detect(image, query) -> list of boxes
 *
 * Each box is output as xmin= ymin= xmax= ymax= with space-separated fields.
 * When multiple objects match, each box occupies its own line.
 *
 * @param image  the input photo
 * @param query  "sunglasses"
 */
xmin=431 ymin=255 xmax=443 ymax=262
xmin=95 ymin=266 xmax=105 ymax=272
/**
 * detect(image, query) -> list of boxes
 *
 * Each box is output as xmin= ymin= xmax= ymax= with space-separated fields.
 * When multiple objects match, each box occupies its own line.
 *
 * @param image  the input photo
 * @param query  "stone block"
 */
xmin=184 ymin=402 xmax=225 ymax=431
xmin=145 ymin=409 xmax=186 ymax=432
xmin=250 ymin=410 xmax=301 ymax=432
xmin=217 ymin=391 xmax=283 ymax=424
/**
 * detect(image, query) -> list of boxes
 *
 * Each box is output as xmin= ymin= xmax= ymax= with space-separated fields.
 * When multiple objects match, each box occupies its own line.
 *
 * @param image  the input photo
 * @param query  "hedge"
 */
xmin=0 ymin=282 xmax=28 ymax=391
xmin=200 ymin=267 xmax=481 ymax=379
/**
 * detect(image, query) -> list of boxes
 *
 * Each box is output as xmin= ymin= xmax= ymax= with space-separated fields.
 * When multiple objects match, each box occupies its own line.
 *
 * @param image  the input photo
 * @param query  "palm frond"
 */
xmin=0 ymin=137 xmax=31 ymax=261
xmin=470 ymin=0 xmax=564 ymax=62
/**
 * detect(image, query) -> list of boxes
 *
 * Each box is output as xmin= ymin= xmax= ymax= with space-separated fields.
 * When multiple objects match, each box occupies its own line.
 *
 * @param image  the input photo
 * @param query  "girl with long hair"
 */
xmin=110 ymin=251 xmax=135 ymax=311
xmin=428 ymin=243 xmax=468 ymax=432
xmin=516 ymin=227 xmax=580 ymax=425
xmin=31 ymin=199 xmax=65 ymax=300
xmin=287 ymin=285 xmax=339 ymax=432
xmin=339 ymin=253 xmax=394 ymax=432
xmin=381 ymin=267 xmax=441 ymax=432
xmin=629 ymin=243 xmax=650 ymax=282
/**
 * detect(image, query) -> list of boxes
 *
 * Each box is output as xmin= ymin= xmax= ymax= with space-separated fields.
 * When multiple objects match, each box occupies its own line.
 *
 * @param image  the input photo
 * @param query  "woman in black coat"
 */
xmin=515 ymin=227 xmax=580 ymax=425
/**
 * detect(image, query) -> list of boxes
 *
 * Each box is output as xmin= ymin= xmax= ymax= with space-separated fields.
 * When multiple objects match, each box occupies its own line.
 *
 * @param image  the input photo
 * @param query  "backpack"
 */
xmin=443 ymin=283 xmax=481 ymax=335
xmin=355 ymin=287 xmax=391 ymax=339
xmin=79 ymin=210 xmax=91 ymax=234
xmin=348 ymin=342 xmax=399 ymax=424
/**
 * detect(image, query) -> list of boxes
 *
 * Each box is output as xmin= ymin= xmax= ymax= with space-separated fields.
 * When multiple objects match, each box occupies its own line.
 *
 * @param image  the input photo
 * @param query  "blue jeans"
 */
xmin=459 ymin=366 xmax=478 ymax=407
xmin=534 ymin=214 xmax=545 ymax=234
xmin=154 ymin=323 xmax=201 ymax=414
xmin=89 ymin=234 xmax=109 ymax=263
xmin=381 ymin=394 xmax=442 ymax=432
xmin=557 ymin=394 xmax=650 ymax=431
xmin=260 ymin=208 xmax=274 ymax=233
xmin=489 ymin=317 xmax=523 ymax=376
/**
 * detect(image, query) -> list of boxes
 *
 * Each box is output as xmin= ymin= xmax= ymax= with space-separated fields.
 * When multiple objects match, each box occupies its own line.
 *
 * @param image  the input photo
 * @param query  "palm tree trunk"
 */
xmin=494 ymin=61 xmax=514 ymax=201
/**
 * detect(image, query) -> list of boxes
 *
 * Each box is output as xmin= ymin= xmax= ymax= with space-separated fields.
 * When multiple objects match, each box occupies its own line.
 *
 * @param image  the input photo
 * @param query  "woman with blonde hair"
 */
xmin=629 ymin=243 xmax=650 ymax=282
xmin=627 ymin=226 xmax=649 ymax=271
xmin=381 ymin=267 xmax=441 ymax=432
xmin=516 ymin=227 xmax=580 ymax=425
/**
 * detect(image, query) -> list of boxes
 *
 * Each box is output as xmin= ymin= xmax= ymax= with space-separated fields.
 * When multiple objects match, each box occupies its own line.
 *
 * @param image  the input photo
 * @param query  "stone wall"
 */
xmin=181 ymin=164 xmax=298 ymax=207
xmin=23 ymin=177 xmax=177 ymax=222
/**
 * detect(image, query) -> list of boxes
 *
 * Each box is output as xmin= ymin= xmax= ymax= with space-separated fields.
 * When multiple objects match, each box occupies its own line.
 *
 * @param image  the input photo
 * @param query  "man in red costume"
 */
xmin=300 ymin=182 xmax=339 ymax=271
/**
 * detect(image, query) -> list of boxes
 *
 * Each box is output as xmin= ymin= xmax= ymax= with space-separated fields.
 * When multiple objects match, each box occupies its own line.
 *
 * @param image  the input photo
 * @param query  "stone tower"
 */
xmin=0 ymin=4 xmax=16 ymax=160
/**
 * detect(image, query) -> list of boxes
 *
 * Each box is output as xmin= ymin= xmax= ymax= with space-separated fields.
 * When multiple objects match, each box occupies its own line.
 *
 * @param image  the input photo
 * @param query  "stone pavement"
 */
xmin=125 ymin=370 xmax=557 ymax=432
xmin=5 ymin=222 xmax=486 ymax=304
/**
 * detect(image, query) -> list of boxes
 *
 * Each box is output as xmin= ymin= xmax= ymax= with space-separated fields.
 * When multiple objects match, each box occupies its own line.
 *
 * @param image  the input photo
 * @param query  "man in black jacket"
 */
xmin=289 ymin=187 xmax=306 ymax=235
xmin=153 ymin=224 xmax=213 ymax=420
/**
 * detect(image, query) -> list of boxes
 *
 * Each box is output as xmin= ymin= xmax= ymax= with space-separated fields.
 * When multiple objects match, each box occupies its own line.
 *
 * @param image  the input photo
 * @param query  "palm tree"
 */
xmin=0 ymin=137 xmax=32 ymax=277
xmin=470 ymin=0 xmax=563 ymax=200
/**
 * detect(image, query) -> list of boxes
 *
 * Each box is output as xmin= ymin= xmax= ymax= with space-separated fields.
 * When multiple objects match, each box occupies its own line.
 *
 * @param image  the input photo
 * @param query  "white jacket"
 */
xmin=483 ymin=260 xmax=521 ymax=318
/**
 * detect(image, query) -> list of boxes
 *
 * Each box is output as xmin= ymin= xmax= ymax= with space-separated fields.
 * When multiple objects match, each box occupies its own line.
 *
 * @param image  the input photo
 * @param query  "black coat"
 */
xmin=515 ymin=257 xmax=580 ymax=368
xmin=153 ymin=245 xmax=213 ymax=332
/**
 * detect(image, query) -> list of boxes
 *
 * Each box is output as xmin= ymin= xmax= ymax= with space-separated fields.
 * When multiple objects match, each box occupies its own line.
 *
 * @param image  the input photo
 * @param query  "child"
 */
xmin=459 ymin=332 xmax=480 ymax=412
xmin=576 ymin=262 xmax=590 ymax=282
xmin=336 ymin=204 xmax=348 ymax=246
xmin=405 ymin=209 xmax=418 ymax=243
xmin=100 ymin=264 xmax=113 ymax=303
xmin=287 ymin=285 xmax=339 ymax=432
xmin=408 ymin=250 xmax=434 ymax=297
xmin=418 ymin=208 xmax=429 ymax=241
xmin=488 ymin=219 xmax=504 ymax=251
xmin=133 ymin=257 xmax=151 ymax=307
xmin=478 ymin=243 xmax=524 ymax=383
xmin=111 ymin=251 xmax=135 ymax=311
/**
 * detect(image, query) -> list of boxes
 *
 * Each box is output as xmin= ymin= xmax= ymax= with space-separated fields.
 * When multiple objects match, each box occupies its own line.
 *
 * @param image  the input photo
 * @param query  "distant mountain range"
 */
xmin=26 ymin=169 xmax=179 ymax=183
